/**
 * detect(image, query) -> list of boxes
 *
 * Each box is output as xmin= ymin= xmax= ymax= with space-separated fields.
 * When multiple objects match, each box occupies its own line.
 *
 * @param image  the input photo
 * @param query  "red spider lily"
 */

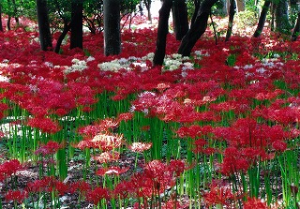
xmin=26 ymin=117 xmax=61 ymax=133
xmin=5 ymin=189 xmax=28 ymax=204
xmin=116 ymin=112 xmax=134 ymax=122
xmin=112 ymin=181 xmax=134 ymax=199
xmin=176 ymin=125 xmax=213 ymax=139
xmin=129 ymin=173 xmax=153 ymax=198
xmin=86 ymin=187 xmax=110 ymax=205
xmin=93 ymin=151 xmax=120 ymax=163
xmin=54 ymin=181 xmax=69 ymax=196
xmin=96 ymin=166 xmax=129 ymax=176
xmin=143 ymin=160 xmax=176 ymax=193
xmin=243 ymin=197 xmax=269 ymax=209
xmin=26 ymin=176 xmax=66 ymax=195
xmin=0 ymin=159 xmax=23 ymax=177
xmin=27 ymin=176 xmax=56 ymax=193
xmin=69 ymin=180 xmax=91 ymax=195
xmin=203 ymin=185 xmax=236 ymax=207
xmin=272 ymin=140 xmax=287 ymax=152
xmin=167 ymin=160 xmax=186 ymax=177
xmin=91 ymin=133 xmax=123 ymax=151
xmin=72 ymin=139 xmax=94 ymax=150
xmin=221 ymin=147 xmax=251 ymax=176
xmin=34 ymin=141 xmax=61 ymax=156
xmin=127 ymin=142 xmax=152 ymax=152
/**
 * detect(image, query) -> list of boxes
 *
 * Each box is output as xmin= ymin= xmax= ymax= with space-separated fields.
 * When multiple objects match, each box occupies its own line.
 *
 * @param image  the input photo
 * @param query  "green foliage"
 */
xmin=236 ymin=10 xmax=257 ymax=28
xmin=1 ymin=0 xmax=36 ymax=19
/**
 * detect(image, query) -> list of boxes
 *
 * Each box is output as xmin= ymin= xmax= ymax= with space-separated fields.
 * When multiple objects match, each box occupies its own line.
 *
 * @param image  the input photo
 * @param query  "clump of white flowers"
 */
xmin=163 ymin=53 xmax=191 ymax=72
xmin=99 ymin=61 xmax=122 ymax=72
xmin=64 ymin=58 xmax=88 ymax=74
xmin=194 ymin=50 xmax=210 ymax=57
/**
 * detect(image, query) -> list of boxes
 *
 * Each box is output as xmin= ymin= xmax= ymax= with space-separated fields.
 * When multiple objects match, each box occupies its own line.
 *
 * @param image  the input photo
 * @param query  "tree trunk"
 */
xmin=36 ymin=0 xmax=52 ymax=51
xmin=191 ymin=0 xmax=201 ymax=27
xmin=225 ymin=0 xmax=236 ymax=41
xmin=172 ymin=0 xmax=189 ymax=40
xmin=153 ymin=0 xmax=173 ymax=66
xmin=70 ymin=1 xmax=83 ymax=49
xmin=144 ymin=0 xmax=152 ymax=23
xmin=12 ymin=0 xmax=19 ymax=26
xmin=178 ymin=0 xmax=218 ymax=57
xmin=253 ymin=0 xmax=271 ymax=37
xmin=0 ymin=4 xmax=3 ymax=32
xmin=103 ymin=0 xmax=121 ymax=56
xmin=7 ymin=16 xmax=11 ymax=31
xmin=275 ymin=0 xmax=291 ymax=33
xmin=55 ymin=22 xmax=71 ymax=53
xmin=215 ymin=0 xmax=228 ymax=15
xmin=235 ymin=0 xmax=245 ymax=12
xmin=292 ymin=12 xmax=300 ymax=41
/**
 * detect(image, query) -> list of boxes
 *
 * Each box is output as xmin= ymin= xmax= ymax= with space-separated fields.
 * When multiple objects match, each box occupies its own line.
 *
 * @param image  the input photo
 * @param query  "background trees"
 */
xmin=1 ymin=0 xmax=300 ymax=56
xmin=36 ymin=0 xmax=52 ymax=51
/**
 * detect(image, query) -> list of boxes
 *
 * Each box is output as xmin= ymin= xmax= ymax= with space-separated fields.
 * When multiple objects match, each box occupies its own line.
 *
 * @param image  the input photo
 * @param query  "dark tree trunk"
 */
xmin=144 ymin=0 xmax=152 ymax=23
xmin=153 ymin=0 xmax=173 ymax=66
xmin=103 ymin=0 xmax=121 ymax=56
xmin=70 ymin=1 xmax=83 ymax=49
xmin=7 ymin=16 xmax=11 ymax=31
xmin=292 ymin=12 xmax=300 ymax=41
xmin=0 ymin=4 xmax=3 ymax=32
xmin=55 ymin=22 xmax=71 ymax=53
xmin=270 ymin=2 xmax=275 ymax=31
xmin=275 ymin=0 xmax=291 ymax=33
xmin=36 ymin=0 xmax=52 ymax=51
xmin=12 ymin=0 xmax=19 ymax=26
xmin=172 ymin=0 xmax=189 ymax=40
xmin=225 ymin=0 xmax=236 ymax=41
xmin=178 ymin=0 xmax=218 ymax=57
xmin=253 ymin=0 xmax=271 ymax=38
xmin=191 ymin=0 xmax=201 ymax=27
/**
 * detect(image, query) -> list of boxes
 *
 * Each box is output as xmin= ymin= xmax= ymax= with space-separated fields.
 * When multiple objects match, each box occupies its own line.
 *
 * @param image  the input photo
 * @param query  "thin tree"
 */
xmin=178 ymin=0 xmax=218 ymax=56
xmin=144 ymin=0 xmax=152 ymax=23
xmin=191 ymin=0 xmax=201 ymax=27
xmin=172 ymin=0 xmax=189 ymax=40
xmin=253 ymin=0 xmax=271 ymax=37
xmin=36 ymin=0 xmax=52 ymax=51
xmin=153 ymin=0 xmax=173 ymax=66
xmin=103 ymin=0 xmax=121 ymax=56
xmin=225 ymin=0 xmax=236 ymax=41
xmin=70 ymin=0 xmax=83 ymax=49
xmin=275 ymin=0 xmax=291 ymax=33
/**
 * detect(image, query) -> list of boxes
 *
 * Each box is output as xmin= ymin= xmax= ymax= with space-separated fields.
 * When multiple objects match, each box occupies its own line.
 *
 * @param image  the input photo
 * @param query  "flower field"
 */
xmin=1 ymin=16 xmax=300 ymax=209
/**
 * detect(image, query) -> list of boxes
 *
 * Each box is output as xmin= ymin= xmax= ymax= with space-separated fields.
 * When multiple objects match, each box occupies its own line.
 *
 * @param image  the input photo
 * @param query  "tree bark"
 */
xmin=253 ymin=0 xmax=271 ymax=38
xmin=7 ymin=16 xmax=11 ymax=31
xmin=36 ymin=0 xmax=52 ymax=51
xmin=153 ymin=0 xmax=173 ymax=66
xmin=292 ymin=12 xmax=300 ymax=41
xmin=191 ymin=0 xmax=201 ymax=27
xmin=103 ymin=0 xmax=121 ymax=56
xmin=70 ymin=0 xmax=83 ymax=49
xmin=172 ymin=0 xmax=189 ymax=40
xmin=55 ymin=22 xmax=71 ymax=53
xmin=236 ymin=0 xmax=245 ymax=12
xmin=178 ymin=0 xmax=218 ymax=57
xmin=144 ymin=0 xmax=152 ymax=23
xmin=275 ymin=0 xmax=291 ymax=33
xmin=225 ymin=0 xmax=236 ymax=41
